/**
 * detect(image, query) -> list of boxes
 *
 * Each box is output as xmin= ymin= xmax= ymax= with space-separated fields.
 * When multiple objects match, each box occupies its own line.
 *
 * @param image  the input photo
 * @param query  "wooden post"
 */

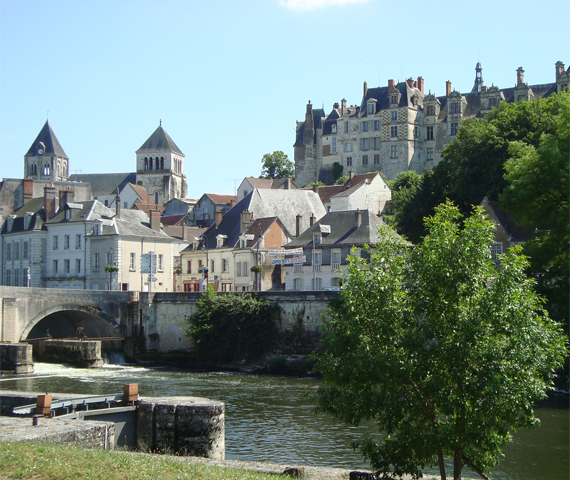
xmin=36 ymin=394 xmax=52 ymax=415
xmin=123 ymin=383 xmax=139 ymax=403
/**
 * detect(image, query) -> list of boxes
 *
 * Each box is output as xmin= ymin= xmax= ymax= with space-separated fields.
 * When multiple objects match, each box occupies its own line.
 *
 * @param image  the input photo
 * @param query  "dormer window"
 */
xmin=390 ymin=95 xmax=398 ymax=105
xmin=332 ymin=124 xmax=337 ymax=133
xmin=7 ymin=216 xmax=15 ymax=232
xmin=426 ymin=105 xmax=435 ymax=116
xmin=93 ymin=222 xmax=101 ymax=235
xmin=366 ymin=100 xmax=376 ymax=114
xmin=450 ymin=102 xmax=461 ymax=114
xmin=216 ymin=234 xmax=227 ymax=248
xmin=65 ymin=209 xmax=71 ymax=221
xmin=239 ymin=234 xmax=254 ymax=249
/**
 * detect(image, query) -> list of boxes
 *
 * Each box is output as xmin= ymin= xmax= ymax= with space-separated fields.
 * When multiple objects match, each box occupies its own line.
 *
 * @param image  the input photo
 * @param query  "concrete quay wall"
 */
xmin=28 ymin=339 xmax=103 ymax=368
xmin=140 ymin=291 xmax=337 ymax=352
xmin=0 ymin=342 xmax=34 ymax=373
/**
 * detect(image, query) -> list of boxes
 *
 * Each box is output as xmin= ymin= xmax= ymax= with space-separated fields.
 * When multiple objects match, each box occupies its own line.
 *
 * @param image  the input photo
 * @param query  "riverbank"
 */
xmin=0 ymin=441 xmax=458 ymax=480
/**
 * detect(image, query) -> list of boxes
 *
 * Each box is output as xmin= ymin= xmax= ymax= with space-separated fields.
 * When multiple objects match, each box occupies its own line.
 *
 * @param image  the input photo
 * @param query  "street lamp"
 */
xmin=201 ymin=235 xmax=209 ymax=290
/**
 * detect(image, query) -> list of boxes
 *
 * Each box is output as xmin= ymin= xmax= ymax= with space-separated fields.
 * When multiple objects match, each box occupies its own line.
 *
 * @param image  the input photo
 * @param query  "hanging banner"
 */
xmin=271 ymin=256 xmax=306 ymax=265
xmin=266 ymin=248 xmax=304 ymax=257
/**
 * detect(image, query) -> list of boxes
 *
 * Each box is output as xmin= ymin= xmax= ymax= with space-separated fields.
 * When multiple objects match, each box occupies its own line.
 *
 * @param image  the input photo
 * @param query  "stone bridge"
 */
xmin=0 ymin=286 xmax=335 ymax=353
xmin=0 ymin=286 xmax=134 ymax=343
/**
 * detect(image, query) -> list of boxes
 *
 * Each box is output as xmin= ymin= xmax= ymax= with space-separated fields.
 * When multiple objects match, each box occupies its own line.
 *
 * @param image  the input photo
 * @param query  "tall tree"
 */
xmin=500 ymin=94 xmax=570 ymax=331
xmin=260 ymin=151 xmax=295 ymax=179
xmin=315 ymin=202 xmax=567 ymax=480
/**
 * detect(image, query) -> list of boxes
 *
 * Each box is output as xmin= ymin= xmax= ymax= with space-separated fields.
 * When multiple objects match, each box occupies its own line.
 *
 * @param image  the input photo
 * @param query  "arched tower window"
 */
xmin=161 ymin=157 xmax=164 ymax=169
xmin=144 ymin=157 xmax=148 ymax=170
xmin=149 ymin=158 xmax=153 ymax=170
xmin=44 ymin=163 xmax=51 ymax=175
xmin=155 ymin=192 xmax=159 ymax=204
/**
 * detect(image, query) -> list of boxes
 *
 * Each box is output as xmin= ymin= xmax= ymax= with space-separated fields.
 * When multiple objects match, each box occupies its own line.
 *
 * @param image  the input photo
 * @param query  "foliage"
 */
xmin=305 ymin=181 xmax=325 ymax=188
xmin=331 ymin=161 xmax=344 ymax=182
xmin=335 ymin=175 xmax=350 ymax=185
xmin=104 ymin=264 xmax=119 ymax=273
xmin=0 ymin=441 xmax=280 ymax=480
xmin=185 ymin=288 xmax=280 ymax=363
xmin=500 ymin=96 xmax=570 ymax=331
xmin=315 ymin=201 xmax=567 ymax=480
xmin=250 ymin=264 xmax=263 ymax=273
xmin=388 ymin=92 xmax=569 ymax=242
xmin=260 ymin=150 xmax=295 ymax=179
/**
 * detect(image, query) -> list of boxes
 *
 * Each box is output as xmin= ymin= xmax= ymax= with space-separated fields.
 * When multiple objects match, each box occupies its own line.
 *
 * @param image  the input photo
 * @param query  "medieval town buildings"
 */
xmin=1 ymin=60 xmax=568 ymax=291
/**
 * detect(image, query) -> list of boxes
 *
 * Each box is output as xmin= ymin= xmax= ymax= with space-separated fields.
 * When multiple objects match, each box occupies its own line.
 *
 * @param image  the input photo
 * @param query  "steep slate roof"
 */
xmin=482 ymin=197 xmax=534 ymax=242
xmin=25 ymin=121 xmax=68 ymax=159
xmin=286 ymin=209 xmax=400 ymax=248
xmin=69 ymin=172 xmax=136 ymax=196
xmin=1 ymin=197 xmax=46 ymax=234
xmin=136 ymin=125 xmax=184 ymax=155
xmin=101 ymin=210 xmax=171 ymax=239
xmin=163 ymin=225 xmax=206 ymax=240
xmin=196 ymin=188 xmax=326 ymax=251
xmin=45 ymin=200 xmax=114 ymax=224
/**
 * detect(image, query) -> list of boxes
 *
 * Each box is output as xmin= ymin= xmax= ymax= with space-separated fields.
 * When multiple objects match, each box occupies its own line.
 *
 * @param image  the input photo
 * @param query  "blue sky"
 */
xmin=1 ymin=0 xmax=568 ymax=199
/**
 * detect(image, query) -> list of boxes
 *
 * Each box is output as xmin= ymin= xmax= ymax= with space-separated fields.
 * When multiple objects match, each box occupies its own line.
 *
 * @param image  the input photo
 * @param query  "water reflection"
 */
xmin=1 ymin=363 xmax=568 ymax=479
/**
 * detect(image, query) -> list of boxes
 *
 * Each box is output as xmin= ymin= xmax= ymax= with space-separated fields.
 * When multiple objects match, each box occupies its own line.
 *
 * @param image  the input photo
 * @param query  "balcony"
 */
xmin=313 ymin=264 xmax=321 ymax=273
xmin=332 ymin=263 xmax=340 ymax=272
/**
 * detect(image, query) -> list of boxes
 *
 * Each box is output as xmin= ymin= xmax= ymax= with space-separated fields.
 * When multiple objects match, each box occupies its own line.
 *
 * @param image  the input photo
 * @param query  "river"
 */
xmin=1 ymin=363 xmax=568 ymax=480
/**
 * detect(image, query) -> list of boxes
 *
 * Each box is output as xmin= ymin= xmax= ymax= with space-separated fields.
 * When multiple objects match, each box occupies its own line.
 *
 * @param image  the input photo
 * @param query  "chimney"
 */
xmin=333 ymin=102 xmax=339 ymax=109
xmin=59 ymin=189 xmax=74 ymax=211
xmin=356 ymin=209 xmax=362 ymax=228
xmin=349 ymin=167 xmax=355 ymax=180
xmin=23 ymin=177 xmax=33 ymax=205
xmin=517 ymin=67 xmax=525 ymax=85
xmin=240 ymin=209 xmax=253 ymax=233
xmin=446 ymin=81 xmax=452 ymax=97
xmin=215 ymin=208 xmax=223 ymax=227
xmin=312 ymin=184 xmax=320 ymax=194
xmin=310 ymin=213 xmax=316 ymax=227
xmin=296 ymin=214 xmax=302 ymax=237
xmin=406 ymin=78 xmax=414 ymax=88
xmin=363 ymin=81 xmax=368 ymax=96
xmin=229 ymin=198 xmax=236 ymax=208
xmin=341 ymin=98 xmax=347 ymax=115
xmin=115 ymin=193 xmax=121 ymax=218
xmin=284 ymin=176 xmax=291 ymax=189
xmin=150 ymin=209 xmax=161 ymax=231
xmin=388 ymin=79 xmax=395 ymax=91
xmin=417 ymin=76 xmax=424 ymax=93
xmin=556 ymin=61 xmax=565 ymax=79
xmin=44 ymin=184 xmax=56 ymax=220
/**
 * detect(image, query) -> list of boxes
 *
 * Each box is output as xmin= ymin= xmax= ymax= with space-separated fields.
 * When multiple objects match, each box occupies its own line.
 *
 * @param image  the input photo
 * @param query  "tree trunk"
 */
xmin=437 ymin=443 xmax=446 ymax=480
xmin=462 ymin=454 xmax=491 ymax=480
xmin=453 ymin=445 xmax=462 ymax=480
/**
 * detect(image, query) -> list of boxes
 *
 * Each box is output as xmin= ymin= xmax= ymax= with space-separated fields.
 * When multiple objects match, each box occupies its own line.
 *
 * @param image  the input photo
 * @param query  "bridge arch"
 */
xmin=21 ymin=304 xmax=121 ymax=342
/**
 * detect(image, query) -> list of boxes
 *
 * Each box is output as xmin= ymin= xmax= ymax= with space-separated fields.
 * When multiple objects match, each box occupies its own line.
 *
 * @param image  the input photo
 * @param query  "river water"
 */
xmin=1 ymin=363 xmax=568 ymax=480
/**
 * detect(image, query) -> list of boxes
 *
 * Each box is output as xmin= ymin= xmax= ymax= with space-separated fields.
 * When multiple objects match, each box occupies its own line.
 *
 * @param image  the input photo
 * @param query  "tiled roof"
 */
xmin=128 ymin=183 xmax=151 ymax=204
xmin=25 ymin=121 xmax=68 ymax=159
xmin=204 ymin=193 xmax=237 ymax=205
xmin=313 ymin=185 xmax=343 ymax=204
xmin=136 ymin=125 xmax=184 ymax=155
xmin=161 ymin=214 xmax=186 ymax=226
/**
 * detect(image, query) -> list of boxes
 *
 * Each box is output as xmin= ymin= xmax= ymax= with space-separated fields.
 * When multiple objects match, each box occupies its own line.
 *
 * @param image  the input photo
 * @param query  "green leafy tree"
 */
xmin=260 ymin=151 xmax=295 ymax=179
xmin=305 ymin=181 xmax=325 ymax=188
xmin=389 ymin=92 xmax=569 ymax=241
xmin=331 ymin=162 xmax=344 ymax=182
xmin=500 ymin=95 xmax=570 ymax=331
xmin=185 ymin=289 xmax=280 ymax=363
xmin=315 ymin=202 xmax=566 ymax=480
xmin=335 ymin=175 xmax=350 ymax=185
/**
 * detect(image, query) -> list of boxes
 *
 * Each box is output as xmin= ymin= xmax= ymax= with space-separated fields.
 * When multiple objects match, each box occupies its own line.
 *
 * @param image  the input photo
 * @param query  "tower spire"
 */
xmin=471 ymin=61 xmax=484 ymax=93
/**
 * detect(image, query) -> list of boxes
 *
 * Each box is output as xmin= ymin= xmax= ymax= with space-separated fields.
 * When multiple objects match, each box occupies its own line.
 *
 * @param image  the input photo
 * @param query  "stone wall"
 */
xmin=0 ymin=343 xmax=33 ymax=373
xmin=140 ymin=291 xmax=336 ymax=352
xmin=30 ymin=339 xmax=103 ymax=368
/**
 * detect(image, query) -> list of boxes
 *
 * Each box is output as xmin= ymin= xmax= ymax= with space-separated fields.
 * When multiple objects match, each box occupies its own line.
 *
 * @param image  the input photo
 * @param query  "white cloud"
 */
xmin=279 ymin=0 xmax=371 ymax=11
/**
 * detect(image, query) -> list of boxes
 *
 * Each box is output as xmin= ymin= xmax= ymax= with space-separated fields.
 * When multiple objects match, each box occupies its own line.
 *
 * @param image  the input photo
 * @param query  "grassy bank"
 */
xmin=0 ymin=442 xmax=280 ymax=480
